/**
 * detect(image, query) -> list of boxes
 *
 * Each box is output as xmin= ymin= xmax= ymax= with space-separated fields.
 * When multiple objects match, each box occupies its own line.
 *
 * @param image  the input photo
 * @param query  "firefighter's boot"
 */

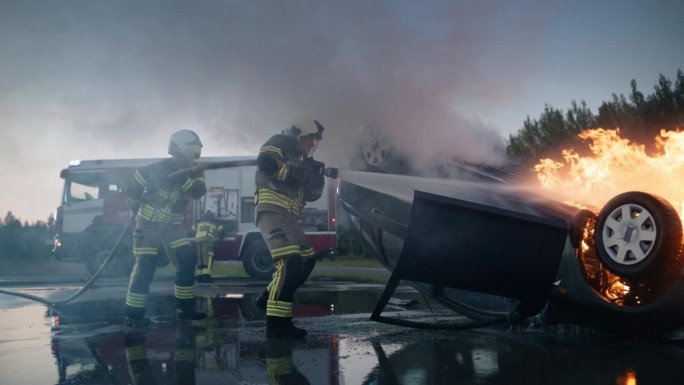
xmin=254 ymin=289 xmax=268 ymax=311
xmin=196 ymin=274 xmax=213 ymax=283
xmin=177 ymin=298 xmax=206 ymax=321
xmin=266 ymin=316 xmax=307 ymax=338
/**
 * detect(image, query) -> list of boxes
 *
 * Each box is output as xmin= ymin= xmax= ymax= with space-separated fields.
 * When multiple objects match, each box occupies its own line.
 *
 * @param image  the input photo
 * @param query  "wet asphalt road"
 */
xmin=3 ymin=270 xmax=684 ymax=384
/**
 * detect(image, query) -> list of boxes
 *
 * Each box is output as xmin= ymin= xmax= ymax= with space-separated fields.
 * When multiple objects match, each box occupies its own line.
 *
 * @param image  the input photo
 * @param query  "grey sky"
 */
xmin=1 ymin=0 xmax=683 ymax=223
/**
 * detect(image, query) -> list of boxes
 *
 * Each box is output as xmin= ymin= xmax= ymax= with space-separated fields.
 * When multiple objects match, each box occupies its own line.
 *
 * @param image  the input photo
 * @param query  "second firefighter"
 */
xmin=254 ymin=119 xmax=327 ymax=338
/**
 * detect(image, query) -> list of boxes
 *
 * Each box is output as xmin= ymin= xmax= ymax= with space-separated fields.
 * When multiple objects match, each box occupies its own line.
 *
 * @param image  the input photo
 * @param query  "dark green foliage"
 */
xmin=507 ymin=101 xmax=597 ymax=163
xmin=508 ymin=69 xmax=684 ymax=164
xmin=0 ymin=211 xmax=54 ymax=260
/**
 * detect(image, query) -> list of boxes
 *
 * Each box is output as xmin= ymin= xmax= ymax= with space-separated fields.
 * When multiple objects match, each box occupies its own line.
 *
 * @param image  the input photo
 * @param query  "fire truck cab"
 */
xmin=51 ymin=156 xmax=337 ymax=280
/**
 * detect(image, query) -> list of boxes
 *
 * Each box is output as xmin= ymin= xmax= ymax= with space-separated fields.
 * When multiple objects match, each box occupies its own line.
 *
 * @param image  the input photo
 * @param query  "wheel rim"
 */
xmin=601 ymin=203 xmax=657 ymax=266
xmin=362 ymin=131 xmax=390 ymax=166
xmin=254 ymin=250 xmax=273 ymax=273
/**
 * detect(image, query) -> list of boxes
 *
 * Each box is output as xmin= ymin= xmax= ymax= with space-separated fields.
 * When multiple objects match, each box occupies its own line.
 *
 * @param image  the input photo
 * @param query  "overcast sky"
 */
xmin=1 ymin=0 xmax=683 ymax=223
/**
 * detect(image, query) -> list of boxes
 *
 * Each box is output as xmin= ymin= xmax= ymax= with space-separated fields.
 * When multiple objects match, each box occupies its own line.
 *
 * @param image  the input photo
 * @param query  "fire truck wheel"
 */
xmin=242 ymin=241 xmax=274 ymax=280
xmin=82 ymin=224 xmax=134 ymax=278
xmin=595 ymin=191 xmax=683 ymax=281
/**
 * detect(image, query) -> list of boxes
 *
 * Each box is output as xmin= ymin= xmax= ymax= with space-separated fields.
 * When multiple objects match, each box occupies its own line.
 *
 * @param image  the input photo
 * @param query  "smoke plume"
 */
xmin=0 ymin=0 xmax=549 ymax=221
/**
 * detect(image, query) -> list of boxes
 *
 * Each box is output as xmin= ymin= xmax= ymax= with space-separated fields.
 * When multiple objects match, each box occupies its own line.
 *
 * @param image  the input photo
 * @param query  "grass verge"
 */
xmin=155 ymin=256 xmax=388 ymax=283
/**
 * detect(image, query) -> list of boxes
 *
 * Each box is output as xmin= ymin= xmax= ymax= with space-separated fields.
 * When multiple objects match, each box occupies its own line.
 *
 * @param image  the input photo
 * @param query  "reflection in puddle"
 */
xmin=3 ymin=284 xmax=684 ymax=384
xmin=0 ymin=305 xmax=55 ymax=384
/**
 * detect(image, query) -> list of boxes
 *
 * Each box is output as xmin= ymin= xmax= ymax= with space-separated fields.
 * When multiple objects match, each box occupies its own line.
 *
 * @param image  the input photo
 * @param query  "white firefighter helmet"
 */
xmin=282 ymin=119 xmax=324 ymax=155
xmin=282 ymin=119 xmax=324 ymax=140
xmin=168 ymin=129 xmax=203 ymax=162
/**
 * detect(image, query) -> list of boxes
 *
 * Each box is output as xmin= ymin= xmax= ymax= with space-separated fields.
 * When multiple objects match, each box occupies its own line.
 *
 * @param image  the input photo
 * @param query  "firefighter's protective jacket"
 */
xmin=128 ymin=158 xmax=206 ymax=225
xmin=254 ymin=134 xmax=324 ymax=218
xmin=193 ymin=212 xmax=223 ymax=242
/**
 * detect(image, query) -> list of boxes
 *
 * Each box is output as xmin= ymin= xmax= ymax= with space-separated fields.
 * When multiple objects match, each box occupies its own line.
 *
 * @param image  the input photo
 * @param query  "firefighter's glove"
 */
xmin=289 ymin=164 xmax=313 ymax=186
xmin=308 ymin=173 xmax=325 ymax=190
xmin=302 ymin=157 xmax=326 ymax=176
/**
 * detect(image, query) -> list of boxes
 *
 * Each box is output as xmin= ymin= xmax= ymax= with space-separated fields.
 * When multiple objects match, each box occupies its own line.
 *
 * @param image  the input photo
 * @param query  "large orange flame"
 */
xmin=534 ymin=128 xmax=684 ymax=217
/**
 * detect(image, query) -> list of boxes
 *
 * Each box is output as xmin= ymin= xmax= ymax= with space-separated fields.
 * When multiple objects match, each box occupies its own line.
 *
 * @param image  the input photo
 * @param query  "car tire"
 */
xmin=241 ymin=241 xmax=274 ymax=281
xmin=569 ymin=209 xmax=597 ymax=249
xmin=595 ymin=191 xmax=683 ymax=281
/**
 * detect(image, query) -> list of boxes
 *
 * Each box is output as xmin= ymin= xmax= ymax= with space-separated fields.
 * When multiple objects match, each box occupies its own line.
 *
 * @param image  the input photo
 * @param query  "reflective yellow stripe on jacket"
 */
xmin=138 ymin=203 xmax=186 ymax=224
xmin=255 ymin=188 xmax=303 ymax=215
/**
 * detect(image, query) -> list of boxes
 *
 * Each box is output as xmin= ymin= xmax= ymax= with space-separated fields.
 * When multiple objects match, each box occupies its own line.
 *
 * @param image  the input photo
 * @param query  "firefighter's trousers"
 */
xmin=256 ymin=211 xmax=316 ymax=319
xmin=125 ymin=219 xmax=198 ymax=319
xmin=195 ymin=240 xmax=214 ymax=277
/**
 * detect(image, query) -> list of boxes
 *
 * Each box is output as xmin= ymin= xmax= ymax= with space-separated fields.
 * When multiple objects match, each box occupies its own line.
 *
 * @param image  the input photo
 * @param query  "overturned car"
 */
xmin=337 ymin=170 xmax=684 ymax=337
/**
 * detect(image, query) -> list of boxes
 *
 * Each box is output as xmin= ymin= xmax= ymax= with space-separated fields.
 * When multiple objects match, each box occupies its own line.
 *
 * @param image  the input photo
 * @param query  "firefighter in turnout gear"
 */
xmin=254 ymin=118 xmax=326 ymax=338
xmin=193 ymin=210 xmax=223 ymax=283
xmin=124 ymin=129 xmax=207 ymax=328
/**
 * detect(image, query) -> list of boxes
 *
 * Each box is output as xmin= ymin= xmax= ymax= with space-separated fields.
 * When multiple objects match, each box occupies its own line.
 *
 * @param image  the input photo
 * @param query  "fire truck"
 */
xmin=51 ymin=156 xmax=337 ymax=280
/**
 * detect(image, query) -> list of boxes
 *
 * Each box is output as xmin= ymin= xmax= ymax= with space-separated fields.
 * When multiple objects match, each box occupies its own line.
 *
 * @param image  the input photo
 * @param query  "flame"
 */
xmin=616 ymin=370 xmax=637 ymax=385
xmin=534 ymin=128 xmax=684 ymax=217
xmin=605 ymin=278 xmax=631 ymax=301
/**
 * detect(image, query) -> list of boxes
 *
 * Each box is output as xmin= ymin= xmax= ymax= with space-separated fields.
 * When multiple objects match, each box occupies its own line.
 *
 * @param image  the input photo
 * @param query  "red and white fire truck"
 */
xmin=51 ymin=156 xmax=337 ymax=280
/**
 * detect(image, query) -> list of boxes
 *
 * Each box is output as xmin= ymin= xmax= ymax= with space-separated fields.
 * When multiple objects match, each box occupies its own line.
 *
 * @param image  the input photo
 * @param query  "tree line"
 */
xmin=507 ymin=69 xmax=684 ymax=164
xmin=0 ymin=211 xmax=54 ymax=260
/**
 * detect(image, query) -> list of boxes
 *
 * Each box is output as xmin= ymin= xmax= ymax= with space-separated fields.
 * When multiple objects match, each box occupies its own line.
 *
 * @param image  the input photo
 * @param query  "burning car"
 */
xmin=338 ymin=141 xmax=684 ymax=336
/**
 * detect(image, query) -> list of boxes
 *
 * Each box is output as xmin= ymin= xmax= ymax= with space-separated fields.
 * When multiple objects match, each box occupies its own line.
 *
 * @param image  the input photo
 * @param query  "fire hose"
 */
xmin=0 ymin=158 xmax=338 ymax=307
xmin=167 ymin=158 xmax=339 ymax=179
xmin=0 ymin=212 xmax=136 ymax=307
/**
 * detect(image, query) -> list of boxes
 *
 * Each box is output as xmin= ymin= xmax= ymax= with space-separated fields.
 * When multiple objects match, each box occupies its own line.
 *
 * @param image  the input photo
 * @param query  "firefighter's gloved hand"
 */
xmin=302 ymin=157 xmax=325 ymax=176
xmin=289 ymin=164 xmax=313 ymax=186
xmin=308 ymin=172 xmax=325 ymax=190
xmin=302 ymin=157 xmax=338 ymax=178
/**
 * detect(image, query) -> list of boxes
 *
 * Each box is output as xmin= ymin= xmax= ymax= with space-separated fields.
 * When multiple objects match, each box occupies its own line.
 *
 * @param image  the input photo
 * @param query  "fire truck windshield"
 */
xmin=64 ymin=172 xmax=125 ymax=204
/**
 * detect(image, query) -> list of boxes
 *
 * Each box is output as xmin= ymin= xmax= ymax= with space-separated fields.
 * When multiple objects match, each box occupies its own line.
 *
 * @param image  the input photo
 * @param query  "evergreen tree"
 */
xmin=506 ymin=101 xmax=596 ymax=163
xmin=508 ymin=69 xmax=683 ymax=164
xmin=0 ymin=211 xmax=53 ymax=260
xmin=0 ymin=211 xmax=22 ymax=259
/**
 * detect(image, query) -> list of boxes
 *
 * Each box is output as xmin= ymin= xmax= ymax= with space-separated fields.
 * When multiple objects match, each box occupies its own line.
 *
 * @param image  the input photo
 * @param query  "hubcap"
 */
xmin=601 ymin=203 xmax=656 ymax=265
